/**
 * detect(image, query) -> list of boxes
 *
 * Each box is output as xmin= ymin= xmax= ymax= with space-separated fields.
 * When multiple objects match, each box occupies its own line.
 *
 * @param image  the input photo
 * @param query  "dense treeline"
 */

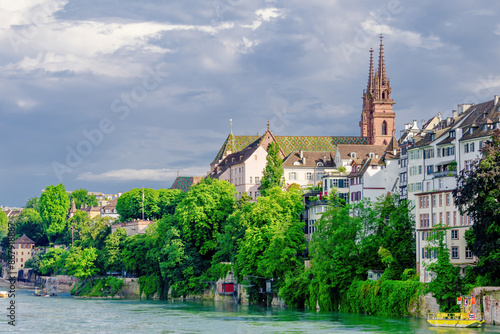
xmin=6 ymin=133 xmax=500 ymax=309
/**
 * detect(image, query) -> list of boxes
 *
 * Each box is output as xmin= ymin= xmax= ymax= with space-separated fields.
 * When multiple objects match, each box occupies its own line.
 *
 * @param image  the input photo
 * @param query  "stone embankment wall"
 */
xmin=115 ymin=278 xmax=140 ymax=298
xmin=472 ymin=287 xmax=500 ymax=325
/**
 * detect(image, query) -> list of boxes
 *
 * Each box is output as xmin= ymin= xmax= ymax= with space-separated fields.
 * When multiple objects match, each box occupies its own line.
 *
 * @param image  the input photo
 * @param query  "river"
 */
xmin=2 ymin=289 xmax=500 ymax=333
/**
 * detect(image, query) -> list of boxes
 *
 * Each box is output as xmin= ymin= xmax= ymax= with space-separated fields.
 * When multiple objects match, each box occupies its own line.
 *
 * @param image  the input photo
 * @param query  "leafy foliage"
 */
xmin=424 ymin=225 xmax=465 ymax=312
xmin=260 ymin=142 xmax=284 ymax=196
xmin=342 ymin=280 xmax=423 ymax=316
xmin=65 ymin=247 xmax=99 ymax=284
xmin=69 ymin=189 xmax=98 ymax=209
xmin=39 ymin=183 xmax=70 ymax=242
xmin=454 ymin=129 xmax=500 ymax=285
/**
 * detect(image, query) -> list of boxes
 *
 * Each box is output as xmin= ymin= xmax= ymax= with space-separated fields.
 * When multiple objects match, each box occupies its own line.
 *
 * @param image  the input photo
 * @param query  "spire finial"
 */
xmin=367 ymin=48 xmax=374 ymax=92
xmin=378 ymin=33 xmax=387 ymax=86
xmin=230 ymin=118 xmax=233 ymax=134
xmin=267 ymin=121 xmax=270 ymax=131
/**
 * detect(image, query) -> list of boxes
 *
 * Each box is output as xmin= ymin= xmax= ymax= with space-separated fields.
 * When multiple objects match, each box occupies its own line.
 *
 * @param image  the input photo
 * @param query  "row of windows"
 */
xmin=421 ymin=247 xmax=472 ymax=260
xmin=419 ymin=212 xmax=472 ymax=228
xmin=409 ymin=150 xmax=422 ymax=160
xmin=437 ymin=146 xmax=455 ymax=157
xmin=464 ymin=142 xmax=476 ymax=153
xmin=408 ymin=182 xmax=422 ymax=192
xmin=350 ymin=177 xmax=363 ymax=185
xmin=421 ymin=229 xmax=459 ymax=240
xmin=409 ymin=165 xmax=423 ymax=176
xmin=419 ymin=193 xmax=452 ymax=208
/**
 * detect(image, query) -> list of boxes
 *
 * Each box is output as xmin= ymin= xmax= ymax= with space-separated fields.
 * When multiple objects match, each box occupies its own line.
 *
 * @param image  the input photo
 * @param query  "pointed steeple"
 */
xmin=367 ymin=48 xmax=374 ymax=93
xmin=377 ymin=34 xmax=387 ymax=86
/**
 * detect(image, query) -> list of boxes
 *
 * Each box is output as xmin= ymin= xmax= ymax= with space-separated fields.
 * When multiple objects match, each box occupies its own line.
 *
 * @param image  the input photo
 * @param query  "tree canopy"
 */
xmin=69 ymin=189 xmax=97 ymax=209
xmin=39 ymin=183 xmax=71 ymax=242
xmin=454 ymin=129 xmax=500 ymax=284
xmin=260 ymin=142 xmax=284 ymax=196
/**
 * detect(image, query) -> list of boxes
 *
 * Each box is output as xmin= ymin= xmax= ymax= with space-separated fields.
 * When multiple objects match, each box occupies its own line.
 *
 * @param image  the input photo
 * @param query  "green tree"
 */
xmin=39 ymin=248 xmax=70 ymax=276
xmin=25 ymin=197 xmax=40 ymax=211
xmin=39 ymin=184 xmax=71 ymax=242
xmin=157 ymin=189 xmax=184 ymax=217
xmin=309 ymin=196 xmax=362 ymax=310
xmin=116 ymin=188 xmax=159 ymax=221
xmin=424 ymin=224 xmax=464 ymax=312
xmin=65 ymin=247 xmax=99 ymax=286
xmin=69 ymin=189 xmax=98 ymax=209
xmin=104 ymin=228 xmax=127 ymax=273
xmin=235 ymin=186 xmax=305 ymax=292
xmin=0 ymin=210 xmax=7 ymax=237
xmin=15 ymin=208 xmax=47 ymax=245
xmin=175 ymin=178 xmax=236 ymax=257
xmin=454 ymin=129 xmax=500 ymax=284
xmin=260 ymin=142 xmax=284 ymax=196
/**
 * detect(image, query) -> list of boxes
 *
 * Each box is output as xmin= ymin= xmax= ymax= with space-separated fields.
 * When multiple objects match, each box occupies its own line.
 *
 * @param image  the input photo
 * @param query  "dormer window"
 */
xmin=482 ymin=124 xmax=488 ymax=131
xmin=449 ymin=130 xmax=455 ymax=138
xmin=369 ymin=152 xmax=375 ymax=159
xmin=351 ymin=152 xmax=356 ymax=158
xmin=317 ymin=162 xmax=324 ymax=167
xmin=293 ymin=161 xmax=300 ymax=165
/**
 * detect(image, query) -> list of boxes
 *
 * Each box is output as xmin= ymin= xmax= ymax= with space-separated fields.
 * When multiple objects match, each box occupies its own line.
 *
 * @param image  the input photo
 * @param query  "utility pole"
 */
xmin=142 ymin=187 xmax=145 ymax=220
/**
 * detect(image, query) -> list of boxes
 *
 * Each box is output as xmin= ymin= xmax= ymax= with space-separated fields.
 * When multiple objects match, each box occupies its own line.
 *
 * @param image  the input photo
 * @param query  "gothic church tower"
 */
xmin=360 ymin=34 xmax=395 ymax=145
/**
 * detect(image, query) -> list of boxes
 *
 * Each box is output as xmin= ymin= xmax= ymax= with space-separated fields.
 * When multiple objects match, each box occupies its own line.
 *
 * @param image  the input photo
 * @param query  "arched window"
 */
xmin=382 ymin=121 xmax=387 ymax=135
xmin=382 ymin=92 xmax=385 ymax=99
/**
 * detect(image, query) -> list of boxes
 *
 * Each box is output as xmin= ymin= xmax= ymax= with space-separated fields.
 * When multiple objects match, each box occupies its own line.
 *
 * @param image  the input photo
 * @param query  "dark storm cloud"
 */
xmin=1 ymin=0 xmax=500 ymax=206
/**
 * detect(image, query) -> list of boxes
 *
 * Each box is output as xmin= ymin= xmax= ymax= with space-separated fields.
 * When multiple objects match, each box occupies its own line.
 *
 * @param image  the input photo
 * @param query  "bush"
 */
xmin=138 ymin=275 xmax=161 ymax=299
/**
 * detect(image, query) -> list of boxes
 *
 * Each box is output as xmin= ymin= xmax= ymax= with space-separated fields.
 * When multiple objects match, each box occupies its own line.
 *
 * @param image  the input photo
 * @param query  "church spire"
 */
xmin=367 ymin=48 xmax=374 ymax=93
xmin=377 ymin=34 xmax=387 ymax=86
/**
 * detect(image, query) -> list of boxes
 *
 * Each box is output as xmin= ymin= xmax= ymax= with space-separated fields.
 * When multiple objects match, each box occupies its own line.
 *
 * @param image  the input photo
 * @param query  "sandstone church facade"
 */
xmin=208 ymin=35 xmax=398 ymax=200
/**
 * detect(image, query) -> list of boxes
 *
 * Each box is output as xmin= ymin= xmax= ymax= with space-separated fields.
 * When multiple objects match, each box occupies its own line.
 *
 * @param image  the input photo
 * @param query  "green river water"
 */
xmin=2 ymin=289 xmax=500 ymax=333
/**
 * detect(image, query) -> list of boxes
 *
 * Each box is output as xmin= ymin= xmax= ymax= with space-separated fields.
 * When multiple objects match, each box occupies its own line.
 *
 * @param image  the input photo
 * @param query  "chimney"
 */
xmin=437 ymin=112 xmax=442 ymax=122
xmin=495 ymin=95 xmax=499 ymax=105
xmin=413 ymin=120 xmax=418 ymax=129
xmin=452 ymin=110 xmax=457 ymax=118
xmin=458 ymin=104 xmax=473 ymax=115
xmin=421 ymin=119 xmax=426 ymax=128
xmin=404 ymin=123 xmax=409 ymax=130
xmin=299 ymin=150 xmax=303 ymax=159
xmin=302 ymin=157 xmax=306 ymax=164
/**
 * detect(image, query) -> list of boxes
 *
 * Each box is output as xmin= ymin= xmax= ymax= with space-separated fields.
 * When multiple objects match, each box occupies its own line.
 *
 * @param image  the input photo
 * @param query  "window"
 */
xmin=446 ymin=194 xmax=450 ymax=206
xmin=471 ymin=142 xmax=475 ymax=152
xmin=465 ymin=160 xmax=473 ymax=171
xmin=439 ymin=194 xmax=443 ymax=206
xmin=255 ymin=177 xmax=260 ymax=184
xmin=451 ymin=230 xmax=458 ymax=239
xmin=289 ymin=172 xmax=297 ymax=180
xmin=446 ymin=212 xmax=450 ymax=226
xmin=438 ymin=179 xmax=443 ymax=189
xmin=451 ymin=246 xmax=459 ymax=259
xmin=249 ymin=191 xmax=252 ymax=198
xmin=427 ymin=165 xmax=434 ymax=175
xmin=453 ymin=211 xmax=457 ymax=226
xmin=439 ymin=212 xmax=443 ymax=223
xmin=464 ymin=143 xmax=469 ymax=153
xmin=306 ymin=172 xmax=312 ymax=181
xmin=465 ymin=248 xmax=473 ymax=259
xmin=432 ymin=195 xmax=436 ymax=207
xmin=249 ymin=176 xmax=252 ymax=183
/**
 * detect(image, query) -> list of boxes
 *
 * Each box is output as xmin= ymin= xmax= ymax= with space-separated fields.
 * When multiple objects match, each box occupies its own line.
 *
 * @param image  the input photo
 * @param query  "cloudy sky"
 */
xmin=1 ymin=0 xmax=499 ymax=206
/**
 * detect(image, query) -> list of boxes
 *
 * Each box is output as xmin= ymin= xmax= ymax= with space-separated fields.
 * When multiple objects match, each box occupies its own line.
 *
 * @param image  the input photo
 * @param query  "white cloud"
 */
xmin=361 ymin=19 xmax=445 ymax=50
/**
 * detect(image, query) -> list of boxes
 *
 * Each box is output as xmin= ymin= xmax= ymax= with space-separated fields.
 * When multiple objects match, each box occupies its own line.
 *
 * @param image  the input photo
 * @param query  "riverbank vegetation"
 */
xmin=6 ymin=135 xmax=500 ymax=310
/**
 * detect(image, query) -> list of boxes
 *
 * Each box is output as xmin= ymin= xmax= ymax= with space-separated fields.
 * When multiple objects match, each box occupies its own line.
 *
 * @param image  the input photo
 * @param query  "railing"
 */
xmin=433 ymin=170 xmax=457 ymax=178
xmin=427 ymin=312 xmax=484 ymax=321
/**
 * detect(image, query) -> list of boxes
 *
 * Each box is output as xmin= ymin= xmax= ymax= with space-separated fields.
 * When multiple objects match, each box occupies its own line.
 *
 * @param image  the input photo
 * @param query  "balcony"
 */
xmin=433 ymin=170 xmax=457 ymax=178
